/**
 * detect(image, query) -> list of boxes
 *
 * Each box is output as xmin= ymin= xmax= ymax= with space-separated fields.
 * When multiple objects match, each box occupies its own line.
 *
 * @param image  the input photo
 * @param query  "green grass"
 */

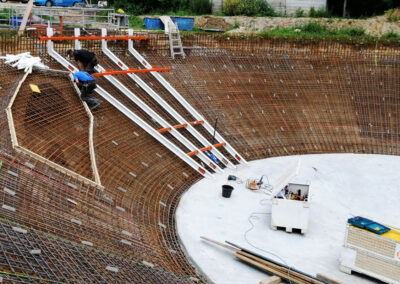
xmin=259 ymin=22 xmax=369 ymax=38
xmin=336 ymin=27 xmax=365 ymax=36
xmin=212 ymin=11 xmax=225 ymax=16
xmin=381 ymin=31 xmax=400 ymax=39
xmin=250 ymin=22 xmax=400 ymax=45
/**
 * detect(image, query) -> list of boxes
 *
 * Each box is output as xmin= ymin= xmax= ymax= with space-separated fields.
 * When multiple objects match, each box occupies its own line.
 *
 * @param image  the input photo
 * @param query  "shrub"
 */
xmin=188 ymin=0 xmax=212 ymax=14
xmin=295 ymin=8 xmax=305 ymax=17
xmin=309 ymin=7 xmax=329 ymax=18
xmin=223 ymin=0 xmax=275 ymax=16
xmin=385 ymin=8 xmax=400 ymax=22
xmin=222 ymin=0 xmax=239 ymax=16
xmin=129 ymin=16 xmax=144 ymax=29
xmin=381 ymin=30 xmax=400 ymax=39
xmin=300 ymin=22 xmax=327 ymax=34
xmin=112 ymin=0 xmax=145 ymax=14
xmin=338 ymin=27 xmax=365 ymax=36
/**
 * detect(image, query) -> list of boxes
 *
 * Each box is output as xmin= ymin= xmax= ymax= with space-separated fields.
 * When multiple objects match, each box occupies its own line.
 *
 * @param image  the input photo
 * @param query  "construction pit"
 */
xmin=0 ymin=28 xmax=399 ymax=284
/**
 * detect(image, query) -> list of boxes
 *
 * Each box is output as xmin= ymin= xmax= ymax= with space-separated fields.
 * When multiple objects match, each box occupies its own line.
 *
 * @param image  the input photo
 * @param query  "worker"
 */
xmin=67 ymin=49 xmax=98 ymax=74
xmin=73 ymin=69 xmax=102 ymax=110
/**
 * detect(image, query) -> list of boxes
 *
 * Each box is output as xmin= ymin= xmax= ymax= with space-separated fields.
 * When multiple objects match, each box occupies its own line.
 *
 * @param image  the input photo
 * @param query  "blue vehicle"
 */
xmin=34 ymin=0 xmax=86 ymax=7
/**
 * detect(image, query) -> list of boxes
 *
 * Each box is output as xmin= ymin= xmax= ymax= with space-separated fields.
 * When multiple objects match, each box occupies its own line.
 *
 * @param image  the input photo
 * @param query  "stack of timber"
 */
xmin=201 ymin=236 xmax=339 ymax=284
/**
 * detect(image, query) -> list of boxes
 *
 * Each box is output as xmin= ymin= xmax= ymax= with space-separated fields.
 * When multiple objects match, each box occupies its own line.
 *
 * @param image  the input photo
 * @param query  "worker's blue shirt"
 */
xmin=73 ymin=71 xmax=94 ymax=82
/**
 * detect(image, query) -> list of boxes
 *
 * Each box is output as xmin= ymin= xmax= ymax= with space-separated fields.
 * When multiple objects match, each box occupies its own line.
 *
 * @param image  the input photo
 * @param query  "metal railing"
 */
xmin=0 ymin=4 xmax=128 ymax=30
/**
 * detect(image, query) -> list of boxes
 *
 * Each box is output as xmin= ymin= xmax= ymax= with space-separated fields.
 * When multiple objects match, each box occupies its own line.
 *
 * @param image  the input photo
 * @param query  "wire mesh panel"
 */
xmin=0 ymin=31 xmax=399 ymax=283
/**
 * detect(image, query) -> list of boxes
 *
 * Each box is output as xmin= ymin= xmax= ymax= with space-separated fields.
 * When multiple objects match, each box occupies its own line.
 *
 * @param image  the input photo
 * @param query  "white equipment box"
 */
xmin=271 ymin=183 xmax=310 ymax=234
xmin=340 ymin=224 xmax=400 ymax=284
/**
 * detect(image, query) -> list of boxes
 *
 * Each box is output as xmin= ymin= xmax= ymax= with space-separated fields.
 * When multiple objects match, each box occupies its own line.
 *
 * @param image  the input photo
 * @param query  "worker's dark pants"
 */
xmin=78 ymin=80 xmax=101 ymax=107
xmin=85 ymin=57 xmax=98 ymax=74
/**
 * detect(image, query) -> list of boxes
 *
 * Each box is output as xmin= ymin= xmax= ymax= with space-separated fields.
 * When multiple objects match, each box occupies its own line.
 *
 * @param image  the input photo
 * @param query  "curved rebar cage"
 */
xmin=0 ymin=31 xmax=399 ymax=283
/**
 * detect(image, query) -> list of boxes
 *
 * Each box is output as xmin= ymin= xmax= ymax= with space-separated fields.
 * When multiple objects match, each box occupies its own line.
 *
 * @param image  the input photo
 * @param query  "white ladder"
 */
xmin=160 ymin=16 xmax=185 ymax=59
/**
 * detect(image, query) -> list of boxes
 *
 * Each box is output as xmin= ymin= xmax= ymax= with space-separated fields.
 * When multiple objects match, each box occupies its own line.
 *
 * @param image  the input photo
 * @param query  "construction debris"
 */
xmin=0 ymin=52 xmax=48 ymax=73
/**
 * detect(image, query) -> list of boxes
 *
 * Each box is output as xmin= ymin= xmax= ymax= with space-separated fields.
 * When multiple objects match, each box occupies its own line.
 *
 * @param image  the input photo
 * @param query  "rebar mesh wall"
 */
xmin=140 ymin=34 xmax=400 ymax=159
xmin=0 ymin=32 xmax=399 ymax=283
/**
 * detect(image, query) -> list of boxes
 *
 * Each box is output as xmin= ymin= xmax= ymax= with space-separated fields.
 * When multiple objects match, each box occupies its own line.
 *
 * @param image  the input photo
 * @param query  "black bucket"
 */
xmin=222 ymin=185 xmax=234 ymax=198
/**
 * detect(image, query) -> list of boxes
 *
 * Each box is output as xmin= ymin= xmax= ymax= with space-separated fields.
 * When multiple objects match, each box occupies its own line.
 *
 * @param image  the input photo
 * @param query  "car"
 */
xmin=34 ymin=0 xmax=86 ymax=7
xmin=0 ymin=0 xmax=29 ymax=3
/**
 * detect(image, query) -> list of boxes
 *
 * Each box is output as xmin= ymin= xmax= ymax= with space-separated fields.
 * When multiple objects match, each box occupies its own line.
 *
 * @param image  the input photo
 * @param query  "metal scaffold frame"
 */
xmin=46 ymin=27 xmax=211 ymax=177
xmin=126 ymin=29 xmax=248 ymax=166
xmin=99 ymin=28 xmax=241 ymax=170
xmin=97 ymin=28 xmax=223 ymax=173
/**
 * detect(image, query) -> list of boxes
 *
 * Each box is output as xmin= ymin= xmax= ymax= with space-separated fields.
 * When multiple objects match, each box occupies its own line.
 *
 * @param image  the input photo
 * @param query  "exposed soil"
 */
xmin=194 ymin=11 xmax=400 ymax=36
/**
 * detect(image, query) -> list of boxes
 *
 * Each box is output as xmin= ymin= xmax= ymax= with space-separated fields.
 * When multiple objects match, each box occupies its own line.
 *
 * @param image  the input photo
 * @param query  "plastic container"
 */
xmin=143 ymin=17 xmax=164 ymax=30
xmin=171 ymin=17 xmax=194 ymax=31
xmin=222 ymin=185 xmax=234 ymax=198
xmin=348 ymin=216 xmax=390 ymax=235
xmin=348 ymin=216 xmax=373 ymax=229
xmin=365 ymin=223 xmax=390 ymax=235
xmin=10 ymin=17 xmax=23 ymax=26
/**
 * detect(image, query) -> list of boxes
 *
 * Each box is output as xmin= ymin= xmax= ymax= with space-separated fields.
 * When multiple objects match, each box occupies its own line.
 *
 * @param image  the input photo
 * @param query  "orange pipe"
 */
xmin=92 ymin=67 xmax=171 ymax=77
xmin=174 ymin=123 xmax=188 ymax=130
xmin=157 ymin=127 xmax=171 ymax=133
xmin=187 ymin=150 xmax=198 ymax=157
xmin=199 ymin=146 xmax=212 ymax=152
xmin=39 ymin=35 xmax=147 ymax=41
xmin=213 ymin=142 xmax=226 ymax=148
xmin=186 ymin=142 xmax=226 ymax=156
xmin=158 ymin=120 xmax=206 ymax=134
xmin=189 ymin=120 xmax=204 ymax=125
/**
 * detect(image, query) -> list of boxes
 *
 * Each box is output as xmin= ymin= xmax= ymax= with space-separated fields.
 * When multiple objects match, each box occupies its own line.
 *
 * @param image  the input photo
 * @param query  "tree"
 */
xmin=328 ymin=0 xmax=400 ymax=18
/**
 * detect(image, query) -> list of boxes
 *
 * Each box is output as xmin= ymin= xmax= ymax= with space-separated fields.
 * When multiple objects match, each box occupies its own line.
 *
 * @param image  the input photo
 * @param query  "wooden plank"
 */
xmin=260 ymin=275 xmax=281 ymax=284
xmin=18 ymin=0 xmax=34 ymax=36
xmin=226 ymin=241 xmax=329 ymax=284
xmin=236 ymin=251 xmax=326 ymax=284
xmin=6 ymin=72 xmax=30 ymax=148
xmin=69 ymin=73 xmax=102 ymax=186
xmin=200 ymin=236 xmax=238 ymax=252
xmin=6 ymin=109 xmax=18 ymax=148
xmin=316 ymin=274 xmax=344 ymax=284
xmin=235 ymin=252 xmax=308 ymax=284
xmin=15 ymin=145 xmax=103 ymax=190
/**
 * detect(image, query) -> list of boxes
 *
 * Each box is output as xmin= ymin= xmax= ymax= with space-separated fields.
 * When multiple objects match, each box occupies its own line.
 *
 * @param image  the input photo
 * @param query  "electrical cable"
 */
xmin=243 ymin=174 xmax=293 ymax=283
xmin=244 ymin=213 xmax=293 ymax=284
xmin=235 ymin=177 xmax=243 ymax=184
